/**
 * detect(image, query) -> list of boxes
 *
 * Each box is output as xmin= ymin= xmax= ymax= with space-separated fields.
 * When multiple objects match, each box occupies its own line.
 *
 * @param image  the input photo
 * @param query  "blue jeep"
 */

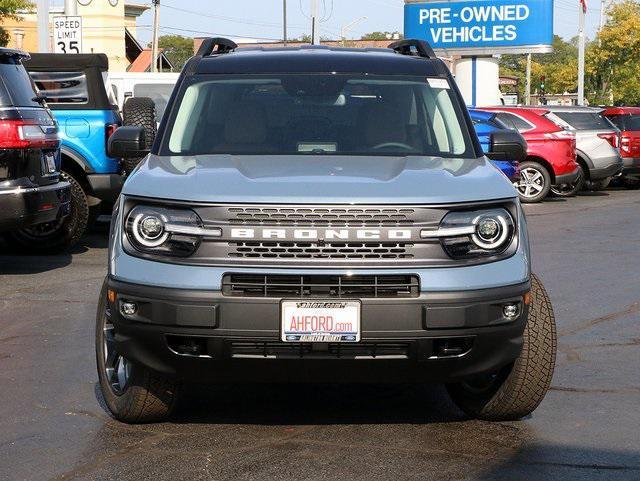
xmin=469 ymin=108 xmax=522 ymax=182
xmin=19 ymin=54 xmax=124 ymax=250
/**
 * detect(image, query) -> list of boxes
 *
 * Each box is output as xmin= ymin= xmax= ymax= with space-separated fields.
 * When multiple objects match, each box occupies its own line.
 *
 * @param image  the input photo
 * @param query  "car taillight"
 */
xmin=543 ymin=130 xmax=575 ymax=141
xmin=620 ymin=135 xmax=632 ymax=156
xmin=106 ymin=123 xmax=119 ymax=139
xmin=598 ymin=132 xmax=619 ymax=149
xmin=105 ymin=123 xmax=120 ymax=153
xmin=0 ymin=120 xmax=57 ymax=149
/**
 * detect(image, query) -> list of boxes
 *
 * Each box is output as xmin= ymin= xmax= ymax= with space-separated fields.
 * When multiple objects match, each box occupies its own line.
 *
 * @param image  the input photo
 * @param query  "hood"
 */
xmin=122 ymin=154 xmax=517 ymax=204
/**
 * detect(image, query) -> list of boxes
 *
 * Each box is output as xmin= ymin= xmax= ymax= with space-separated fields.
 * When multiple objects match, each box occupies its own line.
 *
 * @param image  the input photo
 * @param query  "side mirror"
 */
xmin=486 ymin=130 xmax=527 ymax=163
xmin=108 ymin=126 xmax=148 ymax=159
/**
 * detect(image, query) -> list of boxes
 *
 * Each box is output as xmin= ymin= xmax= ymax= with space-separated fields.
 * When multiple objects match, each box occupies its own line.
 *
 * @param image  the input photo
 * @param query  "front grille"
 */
xmin=229 ymin=341 xmax=411 ymax=359
xmin=222 ymin=274 xmax=420 ymax=298
xmin=228 ymin=241 xmax=414 ymax=260
xmin=227 ymin=207 xmax=416 ymax=227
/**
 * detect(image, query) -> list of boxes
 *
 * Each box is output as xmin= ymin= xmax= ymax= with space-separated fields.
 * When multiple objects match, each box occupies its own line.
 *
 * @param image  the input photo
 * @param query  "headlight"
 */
xmin=422 ymin=207 xmax=516 ymax=259
xmin=125 ymin=205 xmax=220 ymax=257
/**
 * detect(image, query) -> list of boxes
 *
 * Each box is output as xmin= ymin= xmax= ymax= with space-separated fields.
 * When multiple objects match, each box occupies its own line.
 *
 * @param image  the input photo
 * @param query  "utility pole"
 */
xmin=283 ymin=0 xmax=287 ymax=46
xmin=525 ymin=53 xmax=532 ymax=105
xmin=36 ymin=0 xmax=50 ymax=52
xmin=341 ymin=17 xmax=367 ymax=46
xmin=64 ymin=0 xmax=77 ymax=16
xmin=151 ymin=0 xmax=160 ymax=73
xmin=310 ymin=0 xmax=320 ymax=45
xmin=578 ymin=2 xmax=586 ymax=105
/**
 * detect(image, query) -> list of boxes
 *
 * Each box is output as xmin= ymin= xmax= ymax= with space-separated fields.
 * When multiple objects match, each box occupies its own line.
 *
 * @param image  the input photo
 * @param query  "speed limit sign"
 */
xmin=53 ymin=16 xmax=83 ymax=54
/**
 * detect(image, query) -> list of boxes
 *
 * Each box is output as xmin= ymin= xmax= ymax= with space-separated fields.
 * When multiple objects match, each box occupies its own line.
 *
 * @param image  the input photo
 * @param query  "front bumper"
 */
xmin=107 ymin=277 xmax=530 ymax=383
xmin=0 ymin=181 xmax=71 ymax=232
xmin=554 ymin=165 xmax=581 ymax=185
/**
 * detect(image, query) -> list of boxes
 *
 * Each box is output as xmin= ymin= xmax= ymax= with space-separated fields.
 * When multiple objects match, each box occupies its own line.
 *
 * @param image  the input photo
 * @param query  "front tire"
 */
xmin=622 ymin=176 xmax=640 ymax=190
xmin=96 ymin=279 xmax=179 ymax=423
xmin=587 ymin=177 xmax=611 ymax=191
xmin=4 ymin=171 xmax=88 ymax=253
xmin=447 ymin=274 xmax=557 ymax=421
xmin=550 ymin=165 xmax=585 ymax=197
xmin=514 ymin=161 xmax=551 ymax=203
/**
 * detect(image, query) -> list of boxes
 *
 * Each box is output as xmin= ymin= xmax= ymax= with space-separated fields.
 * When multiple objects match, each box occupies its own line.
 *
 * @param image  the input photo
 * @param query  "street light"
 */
xmin=341 ymin=17 xmax=367 ymax=46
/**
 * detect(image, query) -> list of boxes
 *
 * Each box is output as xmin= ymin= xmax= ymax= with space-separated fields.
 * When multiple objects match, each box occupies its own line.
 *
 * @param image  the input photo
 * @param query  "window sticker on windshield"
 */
xmin=297 ymin=143 xmax=338 ymax=153
xmin=427 ymin=78 xmax=450 ymax=90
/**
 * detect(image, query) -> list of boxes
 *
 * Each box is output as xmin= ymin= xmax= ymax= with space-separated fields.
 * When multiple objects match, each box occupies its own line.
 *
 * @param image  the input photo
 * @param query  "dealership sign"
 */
xmin=404 ymin=0 xmax=553 ymax=54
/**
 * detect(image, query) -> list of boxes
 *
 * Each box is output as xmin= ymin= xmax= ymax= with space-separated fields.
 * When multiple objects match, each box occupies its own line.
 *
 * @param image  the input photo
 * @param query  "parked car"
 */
xmin=543 ymin=106 xmax=623 ymax=191
xmin=108 ymin=72 xmax=179 ymax=123
xmin=602 ymin=106 xmax=640 ymax=189
xmin=0 ymin=48 xmax=71 ymax=248
xmin=97 ymin=38 xmax=557 ymax=423
xmin=469 ymin=108 xmax=521 ymax=181
xmin=23 ymin=53 xmax=123 ymax=248
xmin=480 ymin=107 xmax=580 ymax=202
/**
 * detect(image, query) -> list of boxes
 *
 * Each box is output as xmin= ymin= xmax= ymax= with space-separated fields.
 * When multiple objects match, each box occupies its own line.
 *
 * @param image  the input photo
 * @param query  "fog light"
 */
xmin=121 ymin=301 xmax=138 ymax=316
xmin=503 ymin=303 xmax=519 ymax=319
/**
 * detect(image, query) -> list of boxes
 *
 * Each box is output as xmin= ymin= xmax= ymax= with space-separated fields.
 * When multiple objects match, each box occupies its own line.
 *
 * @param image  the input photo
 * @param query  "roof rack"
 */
xmin=0 ymin=48 xmax=30 ymax=60
xmin=196 ymin=37 xmax=238 ymax=57
xmin=388 ymin=39 xmax=435 ymax=59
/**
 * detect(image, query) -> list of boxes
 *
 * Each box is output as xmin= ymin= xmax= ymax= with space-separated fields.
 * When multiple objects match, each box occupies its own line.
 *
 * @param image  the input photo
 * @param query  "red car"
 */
xmin=602 ymin=106 xmax=640 ymax=189
xmin=480 ymin=107 xmax=581 ymax=203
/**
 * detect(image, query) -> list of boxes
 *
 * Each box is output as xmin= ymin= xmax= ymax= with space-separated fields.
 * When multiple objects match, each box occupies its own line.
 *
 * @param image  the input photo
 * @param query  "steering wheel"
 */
xmin=372 ymin=142 xmax=415 ymax=151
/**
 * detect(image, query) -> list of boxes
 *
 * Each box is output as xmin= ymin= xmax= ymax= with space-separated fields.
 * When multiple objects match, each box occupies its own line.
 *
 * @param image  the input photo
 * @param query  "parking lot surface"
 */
xmin=1 ymin=190 xmax=639 ymax=481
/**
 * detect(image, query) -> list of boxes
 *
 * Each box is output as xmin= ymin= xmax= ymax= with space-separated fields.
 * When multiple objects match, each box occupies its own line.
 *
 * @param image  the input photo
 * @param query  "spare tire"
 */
xmin=122 ymin=97 xmax=156 ymax=174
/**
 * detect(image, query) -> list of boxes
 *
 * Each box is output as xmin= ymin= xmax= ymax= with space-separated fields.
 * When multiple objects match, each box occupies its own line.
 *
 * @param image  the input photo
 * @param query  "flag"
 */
xmin=580 ymin=0 xmax=588 ymax=13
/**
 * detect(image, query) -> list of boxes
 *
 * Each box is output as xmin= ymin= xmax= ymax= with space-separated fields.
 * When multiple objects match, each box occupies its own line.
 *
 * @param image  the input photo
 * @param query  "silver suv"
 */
xmin=545 ymin=106 xmax=623 ymax=191
xmin=96 ymin=38 xmax=557 ymax=423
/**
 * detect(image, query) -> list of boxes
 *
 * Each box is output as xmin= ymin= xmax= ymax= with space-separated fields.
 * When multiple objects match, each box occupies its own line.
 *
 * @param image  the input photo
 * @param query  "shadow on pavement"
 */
xmin=0 ymin=232 xmax=107 ymax=275
xmin=577 ymin=190 xmax=610 ymax=197
xmin=478 ymin=443 xmax=640 ymax=481
xmin=169 ymin=382 xmax=466 ymax=425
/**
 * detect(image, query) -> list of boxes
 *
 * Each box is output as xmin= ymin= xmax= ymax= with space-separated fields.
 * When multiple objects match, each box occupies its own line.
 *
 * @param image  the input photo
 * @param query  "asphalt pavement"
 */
xmin=1 ymin=189 xmax=639 ymax=481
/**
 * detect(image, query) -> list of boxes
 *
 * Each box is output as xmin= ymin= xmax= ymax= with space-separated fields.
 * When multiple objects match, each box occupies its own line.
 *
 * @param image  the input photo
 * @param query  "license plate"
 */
xmin=281 ymin=300 xmax=361 ymax=343
xmin=44 ymin=152 xmax=57 ymax=174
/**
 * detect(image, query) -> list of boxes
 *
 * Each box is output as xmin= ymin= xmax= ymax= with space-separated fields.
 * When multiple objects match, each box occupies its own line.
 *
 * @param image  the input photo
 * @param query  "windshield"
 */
xmin=165 ymin=74 xmax=474 ymax=158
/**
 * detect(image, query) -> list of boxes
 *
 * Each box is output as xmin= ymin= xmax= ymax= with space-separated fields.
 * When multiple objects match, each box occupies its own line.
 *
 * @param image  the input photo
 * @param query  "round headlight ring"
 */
xmin=131 ymin=212 xmax=169 ymax=248
xmin=471 ymin=214 xmax=510 ymax=250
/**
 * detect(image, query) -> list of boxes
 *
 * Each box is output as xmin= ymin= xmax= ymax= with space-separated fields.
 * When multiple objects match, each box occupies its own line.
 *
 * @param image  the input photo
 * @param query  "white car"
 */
xmin=107 ymin=72 xmax=179 ymax=121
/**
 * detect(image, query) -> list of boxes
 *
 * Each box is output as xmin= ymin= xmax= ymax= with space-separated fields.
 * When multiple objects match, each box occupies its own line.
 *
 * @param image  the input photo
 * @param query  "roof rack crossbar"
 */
xmin=0 ymin=48 xmax=30 ymax=60
xmin=388 ymin=39 xmax=435 ymax=59
xmin=196 ymin=37 xmax=238 ymax=57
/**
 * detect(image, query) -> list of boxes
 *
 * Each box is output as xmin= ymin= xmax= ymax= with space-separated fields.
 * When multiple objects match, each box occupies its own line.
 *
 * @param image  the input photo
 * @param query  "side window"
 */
xmin=30 ymin=71 xmax=89 ymax=104
xmin=495 ymin=112 xmax=534 ymax=132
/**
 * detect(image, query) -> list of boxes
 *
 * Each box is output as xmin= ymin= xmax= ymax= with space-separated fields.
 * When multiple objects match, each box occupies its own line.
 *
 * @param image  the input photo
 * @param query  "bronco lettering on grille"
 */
xmin=229 ymin=228 xmax=414 ymax=241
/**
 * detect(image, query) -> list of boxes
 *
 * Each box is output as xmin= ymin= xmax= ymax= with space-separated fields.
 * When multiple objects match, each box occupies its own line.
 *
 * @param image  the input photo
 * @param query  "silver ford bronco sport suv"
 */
xmin=97 ymin=38 xmax=557 ymax=423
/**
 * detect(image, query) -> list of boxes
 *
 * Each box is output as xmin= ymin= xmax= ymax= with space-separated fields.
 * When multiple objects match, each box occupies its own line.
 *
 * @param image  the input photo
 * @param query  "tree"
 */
xmin=0 ymin=0 xmax=32 ymax=47
xmin=360 ymin=31 xmax=403 ymax=41
xmin=588 ymin=0 xmax=640 ymax=105
xmin=499 ymin=35 xmax=579 ymax=100
xmin=297 ymin=34 xmax=331 ymax=43
xmin=156 ymin=35 xmax=193 ymax=70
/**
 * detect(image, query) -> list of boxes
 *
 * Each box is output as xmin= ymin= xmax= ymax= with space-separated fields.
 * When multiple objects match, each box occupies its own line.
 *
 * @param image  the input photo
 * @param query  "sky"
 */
xmin=130 ymin=0 xmax=606 ymax=46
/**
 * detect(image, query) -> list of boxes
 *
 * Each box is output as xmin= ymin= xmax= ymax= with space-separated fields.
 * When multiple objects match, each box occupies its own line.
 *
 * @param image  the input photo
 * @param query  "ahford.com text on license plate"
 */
xmin=281 ymin=300 xmax=361 ymax=342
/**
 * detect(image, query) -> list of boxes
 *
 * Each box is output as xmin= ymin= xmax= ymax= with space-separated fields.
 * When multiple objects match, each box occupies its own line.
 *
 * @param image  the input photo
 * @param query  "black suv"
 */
xmin=0 ymin=49 xmax=70 ymax=242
